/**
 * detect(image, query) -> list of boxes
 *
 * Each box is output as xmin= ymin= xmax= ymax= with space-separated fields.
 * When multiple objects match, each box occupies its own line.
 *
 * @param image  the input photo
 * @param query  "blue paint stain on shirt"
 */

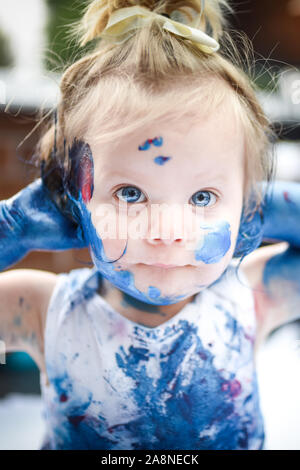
xmin=40 ymin=266 xmax=265 ymax=450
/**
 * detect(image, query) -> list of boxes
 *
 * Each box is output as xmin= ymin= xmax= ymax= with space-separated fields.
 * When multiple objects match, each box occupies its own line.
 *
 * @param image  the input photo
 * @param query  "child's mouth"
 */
xmin=137 ymin=263 xmax=190 ymax=270
xmin=151 ymin=263 xmax=179 ymax=269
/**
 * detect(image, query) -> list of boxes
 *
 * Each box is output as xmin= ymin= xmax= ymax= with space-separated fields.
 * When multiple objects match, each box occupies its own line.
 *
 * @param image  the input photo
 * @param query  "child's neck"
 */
xmin=98 ymin=279 xmax=196 ymax=328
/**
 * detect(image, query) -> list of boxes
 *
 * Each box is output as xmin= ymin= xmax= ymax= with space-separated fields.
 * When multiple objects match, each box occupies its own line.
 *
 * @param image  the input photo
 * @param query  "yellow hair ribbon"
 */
xmin=98 ymin=5 xmax=220 ymax=54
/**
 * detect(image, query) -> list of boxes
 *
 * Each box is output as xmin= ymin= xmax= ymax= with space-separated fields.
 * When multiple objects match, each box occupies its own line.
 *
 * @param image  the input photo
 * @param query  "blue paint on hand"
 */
xmin=261 ymin=180 xmax=300 ymax=247
xmin=0 ymin=178 xmax=88 ymax=272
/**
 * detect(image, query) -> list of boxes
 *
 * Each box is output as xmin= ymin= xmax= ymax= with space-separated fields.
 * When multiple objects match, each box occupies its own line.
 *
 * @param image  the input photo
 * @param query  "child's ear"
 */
xmin=67 ymin=138 xmax=94 ymax=203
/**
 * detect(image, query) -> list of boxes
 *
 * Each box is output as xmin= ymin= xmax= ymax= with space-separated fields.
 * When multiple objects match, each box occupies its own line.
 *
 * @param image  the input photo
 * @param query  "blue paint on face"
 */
xmin=148 ymin=286 xmax=161 ymax=299
xmin=154 ymin=156 xmax=172 ymax=165
xmin=138 ymin=137 xmax=163 ymax=151
xmin=194 ymin=221 xmax=231 ymax=263
xmin=66 ymin=190 xmax=185 ymax=306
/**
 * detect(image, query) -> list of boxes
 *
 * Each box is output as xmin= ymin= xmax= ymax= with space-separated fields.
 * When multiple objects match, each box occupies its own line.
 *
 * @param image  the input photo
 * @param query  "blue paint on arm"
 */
xmin=0 ymin=178 xmax=87 ymax=271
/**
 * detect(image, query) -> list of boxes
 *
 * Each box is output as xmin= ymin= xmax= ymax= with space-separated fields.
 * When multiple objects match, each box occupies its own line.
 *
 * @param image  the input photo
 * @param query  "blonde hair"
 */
xmin=36 ymin=0 xmax=276 ymax=220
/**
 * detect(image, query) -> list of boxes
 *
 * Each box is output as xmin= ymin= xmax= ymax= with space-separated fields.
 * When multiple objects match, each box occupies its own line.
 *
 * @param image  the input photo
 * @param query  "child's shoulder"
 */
xmin=44 ymin=266 xmax=98 ymax=313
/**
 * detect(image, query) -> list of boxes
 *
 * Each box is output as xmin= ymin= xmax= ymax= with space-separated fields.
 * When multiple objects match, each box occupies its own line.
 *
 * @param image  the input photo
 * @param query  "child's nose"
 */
xmin=147 ymin=237 xmax=184 ymax=246
xmin=144 ymin=203 xmax=197 ymax=247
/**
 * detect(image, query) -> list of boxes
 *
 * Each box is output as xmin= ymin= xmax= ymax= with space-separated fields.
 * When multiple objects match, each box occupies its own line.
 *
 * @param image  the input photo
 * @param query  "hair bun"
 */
xmin=76 ymin=0 xmax=233 ymax=47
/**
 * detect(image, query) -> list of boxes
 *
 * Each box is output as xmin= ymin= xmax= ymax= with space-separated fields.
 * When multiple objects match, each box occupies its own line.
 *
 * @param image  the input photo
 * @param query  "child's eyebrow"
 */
xmin=101 ymin=169 xmax=146 ymax=182
xmin=192 ymin=172 xmax=228 ymax=183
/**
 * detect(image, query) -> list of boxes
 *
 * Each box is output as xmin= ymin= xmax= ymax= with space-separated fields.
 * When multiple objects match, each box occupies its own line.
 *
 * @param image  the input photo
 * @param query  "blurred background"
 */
xmin=0 ymin=0 xmax=299 ymax=450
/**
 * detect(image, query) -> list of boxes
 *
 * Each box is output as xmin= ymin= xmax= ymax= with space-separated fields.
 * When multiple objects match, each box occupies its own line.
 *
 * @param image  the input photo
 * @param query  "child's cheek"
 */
xmin=193 ymin=220 xmax=232 ymax=264
xmin=85 ymin=200 xmax=129 ymax=261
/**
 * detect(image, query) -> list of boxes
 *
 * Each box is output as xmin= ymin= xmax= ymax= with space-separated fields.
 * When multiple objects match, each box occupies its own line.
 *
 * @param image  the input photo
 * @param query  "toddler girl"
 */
xmin=0 ymin=0 xmax=299 ymax=450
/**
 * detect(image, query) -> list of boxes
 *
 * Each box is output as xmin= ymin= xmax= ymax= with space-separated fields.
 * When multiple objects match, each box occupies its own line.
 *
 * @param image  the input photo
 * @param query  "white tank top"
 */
xmin=39 ymin=262 xmax=265 ymax=450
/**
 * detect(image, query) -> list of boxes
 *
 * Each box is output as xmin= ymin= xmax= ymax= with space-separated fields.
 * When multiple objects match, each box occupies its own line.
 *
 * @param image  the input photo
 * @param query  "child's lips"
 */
xmin=151 ymin=263 xmax=179 ymax=269
xmin=138 ymin=263 xmax=191 ymax=269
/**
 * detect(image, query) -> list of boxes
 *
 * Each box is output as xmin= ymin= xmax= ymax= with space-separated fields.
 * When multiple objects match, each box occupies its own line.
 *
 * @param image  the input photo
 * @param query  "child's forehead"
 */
xmin=90 ymin=108 xmax=244 ymax=177
xmin=94 ymin=107 xmax=244 ymax=155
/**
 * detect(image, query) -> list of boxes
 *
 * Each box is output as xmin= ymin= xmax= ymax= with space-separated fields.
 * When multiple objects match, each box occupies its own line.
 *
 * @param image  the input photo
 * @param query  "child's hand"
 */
xmin=0 ymin=178 xmax=88 ymax=271
xmin=261 ymin=180 xmax=300 ymax=247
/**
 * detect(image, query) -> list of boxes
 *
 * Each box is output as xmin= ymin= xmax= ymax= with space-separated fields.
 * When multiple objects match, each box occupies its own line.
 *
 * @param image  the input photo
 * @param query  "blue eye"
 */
xmin=115 ymin=186 xmax=146 ymax=203
xmin=190 ymin=190 xmax=217 ymax=207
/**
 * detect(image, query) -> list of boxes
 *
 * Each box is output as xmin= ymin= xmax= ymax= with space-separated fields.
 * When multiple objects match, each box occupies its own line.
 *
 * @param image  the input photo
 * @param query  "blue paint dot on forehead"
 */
xmin=154 ymin=156 xmax=172 ymax=166
xmin=138 ymin=136 xmax=164 ymax=151
xmin=152 ymin=136 xmax=163 ymax=147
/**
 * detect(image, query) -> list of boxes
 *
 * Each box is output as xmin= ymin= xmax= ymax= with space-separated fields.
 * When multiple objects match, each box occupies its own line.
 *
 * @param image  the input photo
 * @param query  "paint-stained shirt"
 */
xmin=39 ymin=263 xmax=265 ymax=450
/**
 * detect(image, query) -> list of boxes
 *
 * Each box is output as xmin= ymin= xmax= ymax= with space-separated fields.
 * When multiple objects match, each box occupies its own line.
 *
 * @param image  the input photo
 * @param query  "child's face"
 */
xmin=79 ymin=106 xmax=245 ymax=304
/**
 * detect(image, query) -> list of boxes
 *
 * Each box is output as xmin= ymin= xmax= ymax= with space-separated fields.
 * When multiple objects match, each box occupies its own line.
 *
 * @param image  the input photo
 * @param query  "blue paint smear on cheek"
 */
xmin=194 ymin=221 xmax=231 ymax=264
xmin=154 ymin=156 xmax=172 ymax=165
xmin=66 ymin=190 xmax=185 ymax=306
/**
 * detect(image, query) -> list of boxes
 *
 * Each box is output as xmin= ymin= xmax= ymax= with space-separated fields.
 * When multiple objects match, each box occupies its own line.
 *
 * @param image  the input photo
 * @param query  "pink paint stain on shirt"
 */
xmin=221 ymin=379 xmax=242 ymax=398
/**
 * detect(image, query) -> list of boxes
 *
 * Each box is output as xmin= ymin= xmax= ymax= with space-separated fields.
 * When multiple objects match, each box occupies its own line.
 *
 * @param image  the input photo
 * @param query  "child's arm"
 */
xmin=0 ymin=176 xmax=85 ymax=371
xmin=242 ymin=180 xmax=300 ymax=344
xmin=0 ymin=177 xmax=87 ymax=271
xmin=0 ymin=269 xmax=57 ymax=372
